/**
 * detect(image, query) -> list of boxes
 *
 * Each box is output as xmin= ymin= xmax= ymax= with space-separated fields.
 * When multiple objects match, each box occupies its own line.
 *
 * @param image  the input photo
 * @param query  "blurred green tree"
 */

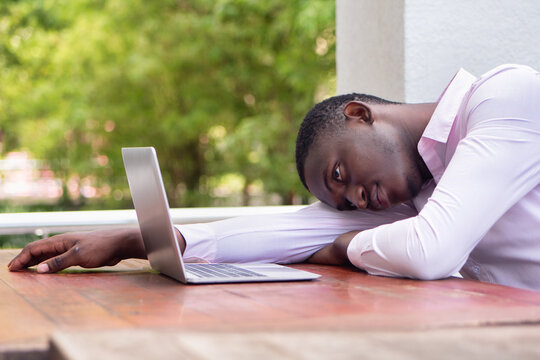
xmin=0 ymin=0 xmax=335 ymax=208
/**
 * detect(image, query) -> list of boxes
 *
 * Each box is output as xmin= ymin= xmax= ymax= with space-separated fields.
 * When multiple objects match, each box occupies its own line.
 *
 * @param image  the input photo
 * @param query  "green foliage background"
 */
xmin=0 ymin=0 xmax=336 ymax=210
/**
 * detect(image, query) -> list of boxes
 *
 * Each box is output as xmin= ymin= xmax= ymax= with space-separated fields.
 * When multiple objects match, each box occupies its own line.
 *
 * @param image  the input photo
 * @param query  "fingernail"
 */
xmin=37 ymin=263 xmax=49 ymax=273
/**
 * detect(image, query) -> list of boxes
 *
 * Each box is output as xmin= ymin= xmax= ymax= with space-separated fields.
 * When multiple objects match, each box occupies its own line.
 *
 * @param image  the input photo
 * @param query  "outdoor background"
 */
xmin=0 ymin=0 xmax=335 ymax=220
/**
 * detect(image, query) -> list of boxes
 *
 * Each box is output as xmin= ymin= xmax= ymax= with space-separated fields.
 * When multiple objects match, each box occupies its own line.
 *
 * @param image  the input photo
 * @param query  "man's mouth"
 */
xmin=371 ymin=185 xmax=390 ymax=210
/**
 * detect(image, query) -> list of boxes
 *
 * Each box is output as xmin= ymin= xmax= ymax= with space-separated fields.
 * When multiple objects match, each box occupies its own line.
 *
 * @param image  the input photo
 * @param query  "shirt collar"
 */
xmin=417 ymin=68 xmax=477 ymax=184
xmin=422 ymin=68 xmax=477 ymax=143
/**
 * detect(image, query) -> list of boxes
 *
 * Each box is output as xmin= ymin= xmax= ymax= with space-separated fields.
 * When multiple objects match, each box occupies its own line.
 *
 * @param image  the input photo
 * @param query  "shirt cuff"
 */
xmin=175 ymin=223 xmax=218 ymax=262
xmin=346 ymin=229 xmax=376 ymax=270
xmin=346 ymin=227 xmax=402 ymax=278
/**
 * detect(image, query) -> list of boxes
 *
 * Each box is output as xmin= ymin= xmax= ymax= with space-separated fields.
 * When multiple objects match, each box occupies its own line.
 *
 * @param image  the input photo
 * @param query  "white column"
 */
xmin=336 ymin=0 xmax=405 ymax=101
xmin=337 ymin=0 xmax=540 ymax=103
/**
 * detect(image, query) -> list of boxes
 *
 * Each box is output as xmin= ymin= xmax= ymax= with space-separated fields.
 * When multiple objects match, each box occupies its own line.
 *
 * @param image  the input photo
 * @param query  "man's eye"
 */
xmin=333 ymin=165 xmax=343 ymax=182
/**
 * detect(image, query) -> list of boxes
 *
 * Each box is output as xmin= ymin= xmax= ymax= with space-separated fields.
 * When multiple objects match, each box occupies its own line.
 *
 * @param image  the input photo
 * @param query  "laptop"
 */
xmin=122 ymin=147 xmax=320 ymax=284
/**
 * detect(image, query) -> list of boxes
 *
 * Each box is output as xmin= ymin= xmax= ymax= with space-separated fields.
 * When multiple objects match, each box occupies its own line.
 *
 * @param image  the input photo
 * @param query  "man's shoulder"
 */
xmin=474 ymin=64 xmax=538 ymax=90
xmin=462 ymin=63 xmax=539 ymax=132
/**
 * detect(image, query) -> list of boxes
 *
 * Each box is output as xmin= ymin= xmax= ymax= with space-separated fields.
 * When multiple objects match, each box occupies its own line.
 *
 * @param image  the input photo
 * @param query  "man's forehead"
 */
xmin=304 ymin=141 xmax=328 ymax=174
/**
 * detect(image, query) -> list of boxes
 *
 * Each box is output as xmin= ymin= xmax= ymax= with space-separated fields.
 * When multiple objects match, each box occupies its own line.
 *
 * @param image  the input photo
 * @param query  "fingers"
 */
xmin=8 ymin=228 xmax=140 ymax=273
xmin=37 ymin=246 xmax=83 ymax=273
xmin=8 ymin=235 xmax=76 ymax=271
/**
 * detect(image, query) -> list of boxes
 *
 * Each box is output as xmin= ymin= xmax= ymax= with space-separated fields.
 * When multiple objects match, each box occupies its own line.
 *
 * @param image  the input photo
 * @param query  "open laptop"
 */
xmin=122 ymin=147 xmax=320 ymax=284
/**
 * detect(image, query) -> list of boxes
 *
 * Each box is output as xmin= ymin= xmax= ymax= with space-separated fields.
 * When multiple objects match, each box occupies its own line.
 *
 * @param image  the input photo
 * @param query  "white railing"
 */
xmin=0 ymin=206 xmax=306 ymax=236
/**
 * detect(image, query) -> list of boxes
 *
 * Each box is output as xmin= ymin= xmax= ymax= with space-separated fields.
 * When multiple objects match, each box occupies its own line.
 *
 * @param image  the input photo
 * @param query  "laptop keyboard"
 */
xmin=185 ymin=263 xmax=266 ymax=279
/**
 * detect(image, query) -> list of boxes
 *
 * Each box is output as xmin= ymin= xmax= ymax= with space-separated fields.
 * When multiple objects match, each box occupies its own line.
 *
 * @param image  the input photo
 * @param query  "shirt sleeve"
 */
xmin=177 ymin=201 xmax=417 ymax=264
xmin=347 ymin=66 xmax=540 ymax=280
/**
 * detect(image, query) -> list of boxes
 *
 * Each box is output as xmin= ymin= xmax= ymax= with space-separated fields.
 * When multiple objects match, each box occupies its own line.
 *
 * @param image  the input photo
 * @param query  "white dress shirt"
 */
xmin=179 ymin=201 xmax=417 ymax=264
xmin=178 ymin=64 xmax=540 ymax=290
xmin=347 ymin=64 xmax=540 ymax=290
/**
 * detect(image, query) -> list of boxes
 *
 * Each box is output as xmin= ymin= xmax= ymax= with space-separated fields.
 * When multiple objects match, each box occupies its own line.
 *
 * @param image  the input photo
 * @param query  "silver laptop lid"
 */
xmin=122 ymin=147 xmax=187 ymax=283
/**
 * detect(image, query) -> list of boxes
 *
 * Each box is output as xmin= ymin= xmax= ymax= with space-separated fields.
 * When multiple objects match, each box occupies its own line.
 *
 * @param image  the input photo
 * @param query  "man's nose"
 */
xmin=347 ymin=185 xmax=368 ymax=209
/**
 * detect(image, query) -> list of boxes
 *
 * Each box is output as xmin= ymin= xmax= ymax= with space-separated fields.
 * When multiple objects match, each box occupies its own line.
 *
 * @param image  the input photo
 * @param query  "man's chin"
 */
xmin=406 ymin=176 xmax=424 ymax=199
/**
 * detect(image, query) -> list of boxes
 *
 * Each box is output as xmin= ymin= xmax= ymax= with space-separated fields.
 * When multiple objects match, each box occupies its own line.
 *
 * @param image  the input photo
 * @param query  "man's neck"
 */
xmin=398 ymin=102 xmax=438 ymax=145
xmin=407 ymin=103 xmax=438 ymax=182
xmin=383 ymin=102 xmax=438 ymax=182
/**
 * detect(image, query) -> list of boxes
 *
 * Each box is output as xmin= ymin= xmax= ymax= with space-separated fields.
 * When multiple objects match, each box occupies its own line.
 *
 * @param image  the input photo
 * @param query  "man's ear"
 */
xmin=343 ymin=101 xmax=373 ymax=124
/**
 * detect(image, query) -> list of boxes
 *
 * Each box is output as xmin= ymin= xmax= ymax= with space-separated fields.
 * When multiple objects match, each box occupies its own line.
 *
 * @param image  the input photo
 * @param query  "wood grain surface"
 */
xmin=1 ymin=249 xmax=540 ymax=353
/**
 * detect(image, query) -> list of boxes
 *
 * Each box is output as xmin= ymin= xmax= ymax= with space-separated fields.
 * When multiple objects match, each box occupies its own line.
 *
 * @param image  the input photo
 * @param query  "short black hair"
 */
xmin=295 ymin=93 xmax=397 ymax=190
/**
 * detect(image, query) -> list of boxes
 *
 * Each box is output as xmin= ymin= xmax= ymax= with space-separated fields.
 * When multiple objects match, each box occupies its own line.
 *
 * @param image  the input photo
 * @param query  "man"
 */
xmin=8 ymin=64 xmax=540 ymax=290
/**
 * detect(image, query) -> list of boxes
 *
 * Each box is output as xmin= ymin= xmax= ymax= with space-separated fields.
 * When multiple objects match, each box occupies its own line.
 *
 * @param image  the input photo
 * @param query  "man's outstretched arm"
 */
xmin=177 ymin=201 xmax=416 ymax=264
xmin=9 ymin=201 xmax=416 ymax=272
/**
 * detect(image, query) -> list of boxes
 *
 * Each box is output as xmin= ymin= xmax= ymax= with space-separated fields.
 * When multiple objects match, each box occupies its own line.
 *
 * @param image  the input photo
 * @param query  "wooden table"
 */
xmin=1 ymin=249 xmax=540 ymax=359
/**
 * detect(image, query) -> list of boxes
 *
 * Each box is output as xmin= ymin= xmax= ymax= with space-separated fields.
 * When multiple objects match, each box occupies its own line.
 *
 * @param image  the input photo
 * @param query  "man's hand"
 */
xmin=7 ymin=227 xmax=183 ymax=273
xmin=306 ymin=230 xmax=360 ymax=265
xmin=8 ymin=228 xmax=147 ymax=273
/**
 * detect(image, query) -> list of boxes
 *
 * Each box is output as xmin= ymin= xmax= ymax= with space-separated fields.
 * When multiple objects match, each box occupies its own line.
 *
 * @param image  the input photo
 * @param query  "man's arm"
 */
xmin=177 ymin=201 xmax=416 ymax=264
xmin=9 ymin=201 xmax=416 ymax=272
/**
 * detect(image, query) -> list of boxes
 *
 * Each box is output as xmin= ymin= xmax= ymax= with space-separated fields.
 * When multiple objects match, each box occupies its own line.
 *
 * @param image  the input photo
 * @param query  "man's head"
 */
xmin=295 ymin=93 xmax=432 ymax=211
